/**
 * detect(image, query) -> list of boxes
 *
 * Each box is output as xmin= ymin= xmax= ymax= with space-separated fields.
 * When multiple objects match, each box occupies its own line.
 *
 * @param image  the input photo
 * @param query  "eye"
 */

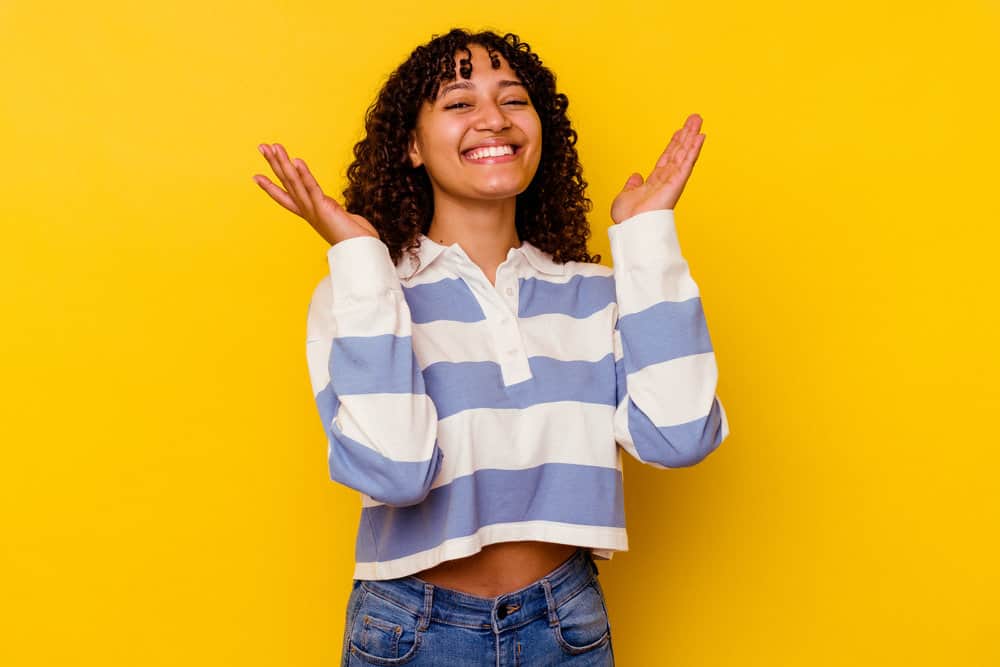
xmin=444 ymin=102 xmax=470 ymax=110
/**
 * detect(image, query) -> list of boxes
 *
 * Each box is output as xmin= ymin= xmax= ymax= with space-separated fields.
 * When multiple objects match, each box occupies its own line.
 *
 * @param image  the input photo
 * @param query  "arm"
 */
xmin=305 ymin=236 xmax=443 ymax=506
xmin=609 ymin=208 xmax=730 ymax=468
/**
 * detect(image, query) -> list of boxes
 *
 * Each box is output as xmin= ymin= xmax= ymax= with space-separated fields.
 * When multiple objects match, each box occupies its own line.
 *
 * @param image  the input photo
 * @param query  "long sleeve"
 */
xmin=305 ymin=236 xmax=443 ymax=506
xmin=608 ymin=208 xmax=730 ymax=468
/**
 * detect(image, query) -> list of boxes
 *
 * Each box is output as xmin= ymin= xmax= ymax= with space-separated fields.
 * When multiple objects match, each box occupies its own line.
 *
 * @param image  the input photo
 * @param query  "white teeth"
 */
xmin=465 ymin=145 xmax=515 ymax=160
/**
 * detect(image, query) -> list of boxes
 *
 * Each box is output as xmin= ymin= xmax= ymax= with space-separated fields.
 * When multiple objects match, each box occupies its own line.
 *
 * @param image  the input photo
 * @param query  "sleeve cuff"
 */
xmin=606 ymin=209 xmax=685 ymax=270
xmin=325 ymin=236 xmax=401 ymax=309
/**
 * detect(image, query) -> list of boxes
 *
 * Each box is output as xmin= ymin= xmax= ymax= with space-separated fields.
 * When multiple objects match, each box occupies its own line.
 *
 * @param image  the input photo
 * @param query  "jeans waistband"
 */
xmin=358 ymin=547 xmax=599 ymax=631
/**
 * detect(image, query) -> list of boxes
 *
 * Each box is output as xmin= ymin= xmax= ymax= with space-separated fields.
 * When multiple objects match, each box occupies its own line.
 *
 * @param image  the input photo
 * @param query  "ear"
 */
xmin=408 ymin=131 xmax=423 ymax=168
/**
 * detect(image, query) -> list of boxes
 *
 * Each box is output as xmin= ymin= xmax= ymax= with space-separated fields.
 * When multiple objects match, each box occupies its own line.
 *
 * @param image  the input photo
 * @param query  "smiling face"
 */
xmin=407 ymin=43 xmax=543 ymax=204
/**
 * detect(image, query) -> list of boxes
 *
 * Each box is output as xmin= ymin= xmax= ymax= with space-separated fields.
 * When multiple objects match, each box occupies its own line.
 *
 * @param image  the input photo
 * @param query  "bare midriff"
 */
xmin=413 ymin=541 xmax=581 ymax=598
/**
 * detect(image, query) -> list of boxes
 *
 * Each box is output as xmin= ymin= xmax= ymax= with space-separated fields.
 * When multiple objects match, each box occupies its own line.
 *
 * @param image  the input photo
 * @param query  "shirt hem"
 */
xmin=353 ymin=521 xmax=629 ymax=580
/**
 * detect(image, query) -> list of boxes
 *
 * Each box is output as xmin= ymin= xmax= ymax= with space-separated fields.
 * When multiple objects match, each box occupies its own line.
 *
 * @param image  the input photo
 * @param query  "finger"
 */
xmin=649 ymin=131 xmax=684 ymax=185
xmin=684 ymin=133 xmax=706 ymax=169
xmin=260 ymin=143 xmax=292 ymax=192
xmin=622 ymin=172 xmax=643 ymax=192
xmin=651 ymin=115 xmax=698 ymax=180
xmin=272 ymin=144 xmax=316 ymax=220
xmin=669 ymin=118 xmax=702 ymax=174
xmin=252 ymin=173 xmax=303 ymax=216
xmin=260 ymin=144 xmax=305 ymax=212
xmin=654 ymin=129 xmax=683 ymax=170
xmin=294 ymin=157 xmax=341 ymax=219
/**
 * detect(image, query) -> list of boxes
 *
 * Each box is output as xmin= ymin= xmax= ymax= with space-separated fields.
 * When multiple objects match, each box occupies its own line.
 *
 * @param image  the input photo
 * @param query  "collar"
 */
xmin=396 ymin=234 xmax=566 ymax=281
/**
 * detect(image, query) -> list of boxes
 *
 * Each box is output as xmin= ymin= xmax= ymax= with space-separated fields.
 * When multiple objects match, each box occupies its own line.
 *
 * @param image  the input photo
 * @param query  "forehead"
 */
xmin=434 ymin=43 xmax=521 ymax=97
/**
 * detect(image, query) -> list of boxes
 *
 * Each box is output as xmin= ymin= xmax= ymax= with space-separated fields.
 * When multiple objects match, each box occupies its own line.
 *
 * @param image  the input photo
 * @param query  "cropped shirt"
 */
xmin=305 ymin=208 xmax=731 ymax=580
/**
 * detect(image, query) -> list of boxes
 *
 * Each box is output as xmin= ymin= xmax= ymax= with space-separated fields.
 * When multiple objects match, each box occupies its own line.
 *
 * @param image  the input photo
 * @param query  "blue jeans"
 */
xmin=341 ymin=547 xmax=615 ymax=665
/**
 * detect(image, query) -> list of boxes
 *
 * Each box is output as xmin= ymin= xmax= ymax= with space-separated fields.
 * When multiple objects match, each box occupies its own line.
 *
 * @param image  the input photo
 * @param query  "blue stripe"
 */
xmin=518 ymin=275 xmax=616 ymax=319
xmin=626 ymin=396 xmax=725 ymax=467
xmin=618 ymin=297 xmax=713 ymax=374
xmin=356 ymin=463 xmax=626 ymax=562
xmin=422 ymin=353 xmax=617 ymax=420
xmin=315 ymin=383 xmax=444 ymax=506
xmin=614 ymin=355 xmax=626 ymax=407
xmin=402 ymin=278 xmax=486 ymax=324
xmin=329 ymin=334 xmax=427 ymax=395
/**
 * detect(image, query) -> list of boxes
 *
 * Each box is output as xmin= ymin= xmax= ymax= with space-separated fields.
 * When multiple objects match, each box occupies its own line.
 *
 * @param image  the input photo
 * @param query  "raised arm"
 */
xmin=607 ymin=113 xmax=730 ymax=467
xmin=253 ymin=142 xmax=443 ymax=505
xmin=306 ymin=236 xmax=443 ymax=505
xmin=609 ymin=209 xmax=729 ymax=468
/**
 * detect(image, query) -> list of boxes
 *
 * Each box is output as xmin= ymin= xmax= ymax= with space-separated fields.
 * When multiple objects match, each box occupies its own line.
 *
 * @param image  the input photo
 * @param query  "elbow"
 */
xmin=630 ymin=397 xmax=729 ymax=468
xmin=328 ymin=435 xmax=444 ymax=507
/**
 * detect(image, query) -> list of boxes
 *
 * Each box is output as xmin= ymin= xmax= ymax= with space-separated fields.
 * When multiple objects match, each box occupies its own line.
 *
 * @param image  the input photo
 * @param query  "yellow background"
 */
xmin=2 ymin=1 xmax=998 ymax=664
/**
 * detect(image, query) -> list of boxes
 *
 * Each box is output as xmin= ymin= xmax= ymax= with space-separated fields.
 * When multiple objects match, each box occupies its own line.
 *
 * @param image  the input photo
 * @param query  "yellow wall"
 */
xmin=2 ymin=1 xmax=997 ymax=664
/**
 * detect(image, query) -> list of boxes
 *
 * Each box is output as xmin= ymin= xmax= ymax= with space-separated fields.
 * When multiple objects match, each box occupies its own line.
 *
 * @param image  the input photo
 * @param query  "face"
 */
xmin=407 ymin=44 xmax=543 ymax=204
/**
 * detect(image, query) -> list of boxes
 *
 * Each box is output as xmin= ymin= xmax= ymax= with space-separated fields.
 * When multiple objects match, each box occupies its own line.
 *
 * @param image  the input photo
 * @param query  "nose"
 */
xmin=474 ymin=99 xmax=512 ymax=132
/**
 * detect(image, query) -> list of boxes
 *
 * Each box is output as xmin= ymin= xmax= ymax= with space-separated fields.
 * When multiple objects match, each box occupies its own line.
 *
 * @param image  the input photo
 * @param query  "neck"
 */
xmin=425 ymin=196 xmax=521 ymax=282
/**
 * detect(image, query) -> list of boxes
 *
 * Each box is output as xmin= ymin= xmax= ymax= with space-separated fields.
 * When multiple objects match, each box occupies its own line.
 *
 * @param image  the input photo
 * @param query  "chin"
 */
xmin=475 ymin=179 xmax=532 ymax=198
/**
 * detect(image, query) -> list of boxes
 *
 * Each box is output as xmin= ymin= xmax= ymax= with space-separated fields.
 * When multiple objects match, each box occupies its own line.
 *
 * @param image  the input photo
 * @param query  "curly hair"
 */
xmin=342 ymin=28 xmax=601 ymax=271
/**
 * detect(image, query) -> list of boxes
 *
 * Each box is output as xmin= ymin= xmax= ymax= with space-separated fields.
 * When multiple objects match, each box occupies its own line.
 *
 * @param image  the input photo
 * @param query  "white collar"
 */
xmin=396 ymin=233 xmax=566 ymax=281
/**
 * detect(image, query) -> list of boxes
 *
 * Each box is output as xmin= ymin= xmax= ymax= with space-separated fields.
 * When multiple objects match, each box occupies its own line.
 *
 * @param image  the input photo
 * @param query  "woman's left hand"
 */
xmin=610 ymin=113 xmax=705 ymax=224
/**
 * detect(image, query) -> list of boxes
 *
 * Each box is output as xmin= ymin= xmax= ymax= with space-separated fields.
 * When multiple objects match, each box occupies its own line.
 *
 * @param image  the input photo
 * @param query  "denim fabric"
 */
xmin=340 ymin=547 xmax=615 ymax=666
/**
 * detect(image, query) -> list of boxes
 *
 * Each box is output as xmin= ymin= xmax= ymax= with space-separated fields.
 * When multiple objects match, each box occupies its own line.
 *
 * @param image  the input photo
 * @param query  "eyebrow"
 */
xmin=437 ymin=79 xmax=526 ymax=99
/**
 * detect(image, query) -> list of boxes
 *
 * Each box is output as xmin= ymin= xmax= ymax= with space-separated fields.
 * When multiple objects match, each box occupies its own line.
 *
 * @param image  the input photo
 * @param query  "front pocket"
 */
xmin=551 ymin=579 xmax=611 ymax=655
xmin=348 ymin=587 xmax=423 ymax=665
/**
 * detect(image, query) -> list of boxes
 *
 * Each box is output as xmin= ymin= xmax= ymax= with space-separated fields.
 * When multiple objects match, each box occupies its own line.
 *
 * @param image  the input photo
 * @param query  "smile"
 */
xmin=462 ymin=144 xmax=521 ymax=163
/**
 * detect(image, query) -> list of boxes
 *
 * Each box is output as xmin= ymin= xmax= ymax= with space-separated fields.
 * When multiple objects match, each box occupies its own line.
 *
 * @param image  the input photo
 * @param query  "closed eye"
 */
xmin=444 ymin=100 xmax=530 ymax=110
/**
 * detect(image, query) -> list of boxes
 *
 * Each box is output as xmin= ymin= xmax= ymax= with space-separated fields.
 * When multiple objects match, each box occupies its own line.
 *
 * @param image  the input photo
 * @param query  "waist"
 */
xmin=413 ymin=541 xmax=578 ymax=597
xmin=356 ymin=546 xmax=599 ymax=628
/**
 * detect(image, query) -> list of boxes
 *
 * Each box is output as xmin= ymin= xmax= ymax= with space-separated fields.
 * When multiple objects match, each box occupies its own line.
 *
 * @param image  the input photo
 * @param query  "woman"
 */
xmin=253 ymin=28 xmax=728 ymax=666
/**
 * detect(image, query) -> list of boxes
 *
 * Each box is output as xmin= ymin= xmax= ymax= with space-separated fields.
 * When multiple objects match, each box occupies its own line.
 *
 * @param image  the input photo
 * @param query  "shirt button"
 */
xmin=500 ymin=317 xmax=510 ymax=326
xmin=505 ymin=287 xmax=513 ymax=296
xmin=506 ymin=347 xmax=517 ymax=356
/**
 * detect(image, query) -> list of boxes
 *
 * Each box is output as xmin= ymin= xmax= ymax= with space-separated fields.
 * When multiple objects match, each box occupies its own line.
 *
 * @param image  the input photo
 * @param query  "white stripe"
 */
xmin=337 ymin=392 xmax=438 ymax=463
xmin=519 ymin=304 xmax=616 ymax=362
xmin=353 ymin=520 xmax=629 ymax=580
xmin=626 ymin=351 xmax=719 ymax=427
xmin=304 ymin=336 xmax=331 ymax=397
xmin=411 ymin=303 xmax=616 ymax=368
xmin=614 ymin=263 xmax=700 ymax=315
xmin=360 ymin=401 xmax=619 ymax=508
xmin=531 ymin=261 xmax=612 ymax=281
xmin=308 ymin=275 xmax=414 ymax=339
xmin=412 ymin=318 xmax=495 ymax=364
xmin=608 ymin=209 xmax=702 ymax=315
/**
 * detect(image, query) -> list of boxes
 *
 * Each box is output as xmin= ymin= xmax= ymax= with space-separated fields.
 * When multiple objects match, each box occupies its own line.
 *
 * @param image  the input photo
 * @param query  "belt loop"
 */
xmin=418 ymin=583 xmax=433 ymax=632
xmin=540 ymin=578 xmax=559 ymax=626
xmin=588 ymin=550 xmax=599 ymax=576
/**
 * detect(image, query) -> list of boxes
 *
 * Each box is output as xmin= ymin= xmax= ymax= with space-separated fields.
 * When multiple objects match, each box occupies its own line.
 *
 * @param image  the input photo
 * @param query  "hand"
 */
xmin=253 ymin=143 xmax=380 ymax=246
xmin=610 ymin=114 xmax=706 ymax=225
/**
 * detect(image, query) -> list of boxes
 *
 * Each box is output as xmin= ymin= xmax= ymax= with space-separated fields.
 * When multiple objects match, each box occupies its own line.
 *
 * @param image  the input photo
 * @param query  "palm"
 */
xmin=611 ymin=114 xmax=706 ymax=224
xmin=253 ymin=142 xmax=379 ymax=245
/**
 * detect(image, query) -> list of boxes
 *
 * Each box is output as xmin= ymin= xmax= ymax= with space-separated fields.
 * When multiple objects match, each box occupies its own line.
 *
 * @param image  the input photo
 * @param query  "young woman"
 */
xmin=253 ymin=28 xmax=728 ymax=666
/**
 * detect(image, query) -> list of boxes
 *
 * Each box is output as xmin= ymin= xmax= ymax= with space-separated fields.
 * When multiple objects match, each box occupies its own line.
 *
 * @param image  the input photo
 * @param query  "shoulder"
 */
xmin=559 ymin=259 xmax=614 ymax=280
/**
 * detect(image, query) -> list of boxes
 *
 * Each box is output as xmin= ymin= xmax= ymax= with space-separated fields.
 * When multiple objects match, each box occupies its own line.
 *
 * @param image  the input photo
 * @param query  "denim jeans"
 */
xmin=340 ymin=547 xmax=615 ymax=665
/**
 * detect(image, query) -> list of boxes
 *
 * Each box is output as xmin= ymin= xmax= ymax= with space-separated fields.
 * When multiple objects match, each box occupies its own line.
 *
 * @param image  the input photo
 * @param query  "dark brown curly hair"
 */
xmin=342 ymin=28 xmax=602 ymax=271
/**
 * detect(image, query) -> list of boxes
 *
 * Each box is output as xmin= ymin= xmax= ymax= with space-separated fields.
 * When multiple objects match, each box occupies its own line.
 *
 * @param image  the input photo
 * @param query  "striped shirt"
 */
xmin=305 ymin=208 xmax=730 ymax=580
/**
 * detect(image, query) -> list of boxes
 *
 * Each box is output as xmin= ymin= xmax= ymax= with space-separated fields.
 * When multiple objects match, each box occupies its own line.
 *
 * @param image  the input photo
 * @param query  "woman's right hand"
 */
xmin=253 ymin=143 xmax=379 ymax=246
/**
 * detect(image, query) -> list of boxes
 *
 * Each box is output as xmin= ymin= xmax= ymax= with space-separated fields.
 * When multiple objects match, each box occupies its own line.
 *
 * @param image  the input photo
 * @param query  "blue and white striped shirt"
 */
xmin=305 ymin=208 xmax=730 ymax=580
